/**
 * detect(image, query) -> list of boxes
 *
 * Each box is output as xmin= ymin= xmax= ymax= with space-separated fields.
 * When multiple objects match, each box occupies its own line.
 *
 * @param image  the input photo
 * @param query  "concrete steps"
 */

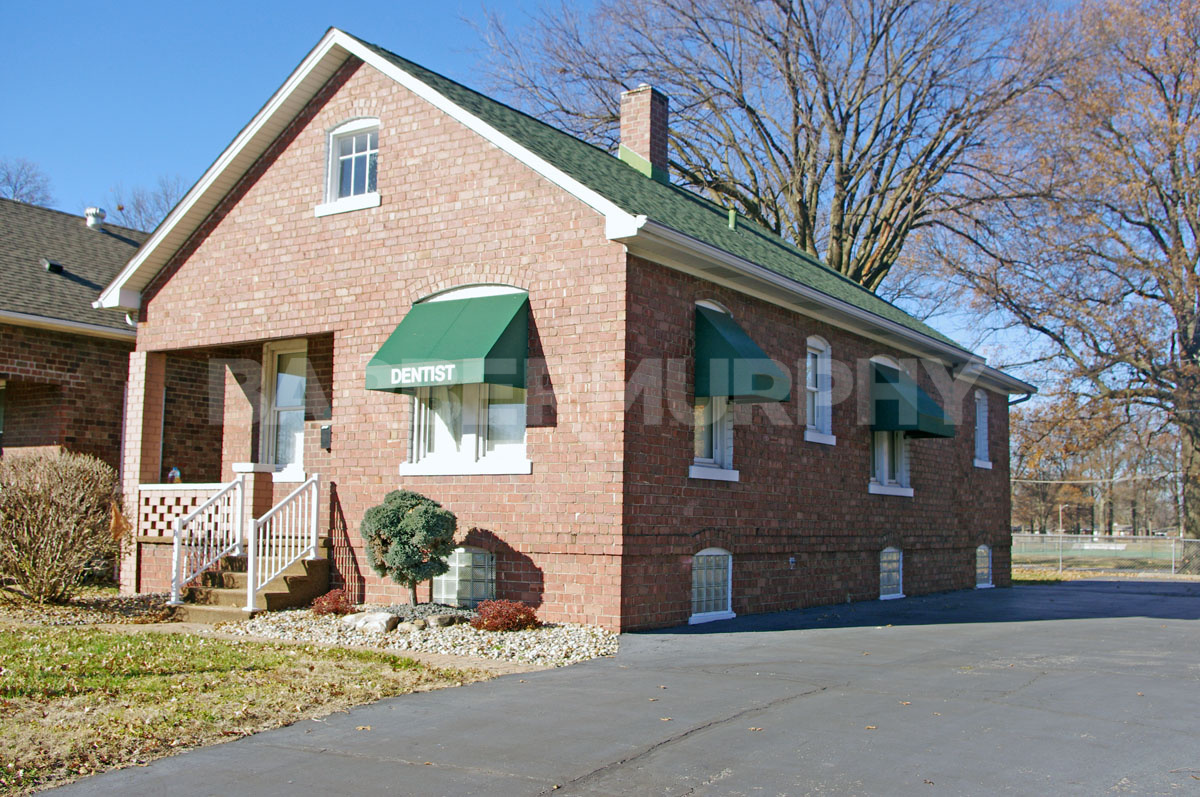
xmin=171 ymin=538 xmax=331 ymax=624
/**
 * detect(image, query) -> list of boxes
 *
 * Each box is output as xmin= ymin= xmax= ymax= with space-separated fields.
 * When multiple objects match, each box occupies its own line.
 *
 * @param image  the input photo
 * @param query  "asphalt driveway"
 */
xmin=56 ymin=580 xmax=1200 ymax=796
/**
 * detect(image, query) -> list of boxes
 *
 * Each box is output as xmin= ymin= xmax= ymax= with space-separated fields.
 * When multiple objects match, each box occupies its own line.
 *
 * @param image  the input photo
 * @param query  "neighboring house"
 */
xmin=0 ymin=199 xmax=145 ymax=468
xmin=98 ymin=29 xmax=1033 ymax=630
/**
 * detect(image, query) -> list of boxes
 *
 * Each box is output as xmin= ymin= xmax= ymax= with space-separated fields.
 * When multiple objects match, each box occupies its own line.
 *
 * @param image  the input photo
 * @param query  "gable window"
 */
xmin=262 ymin=340 xmax=307 ymax=482
xmin=974 ymin=390 xmax=992 ymax=468
xmin=880 ymin=546 xmax=904 ymax=599
xmin=433 ymin=547 xmax=496 ymax=607
xmin=805 ymin=336 xmax=834 ymax=445
xmin=315 ymin=118 xmax=381 ymax=217
xmin=976 ymin=545 xmax=993 ymax=588
xmin=690 ymin=547 xmax=735 ymax=624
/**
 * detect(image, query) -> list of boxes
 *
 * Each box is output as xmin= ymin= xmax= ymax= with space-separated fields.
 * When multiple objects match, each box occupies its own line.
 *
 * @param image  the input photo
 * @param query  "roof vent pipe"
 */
xmin=85 ymin=207 xmax=106 ymax=231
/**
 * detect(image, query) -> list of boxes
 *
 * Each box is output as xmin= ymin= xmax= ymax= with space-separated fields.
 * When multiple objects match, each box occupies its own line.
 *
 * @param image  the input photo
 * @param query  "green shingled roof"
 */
xmin=0 ymin=199 xmax=146 ymax=332
xmin=353 ymin=35 xmax=965 ymax=352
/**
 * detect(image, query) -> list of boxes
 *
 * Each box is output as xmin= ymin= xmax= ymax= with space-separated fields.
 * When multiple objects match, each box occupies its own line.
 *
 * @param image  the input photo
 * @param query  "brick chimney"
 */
xmin=619 ymin=84 xmax=669 ymax=182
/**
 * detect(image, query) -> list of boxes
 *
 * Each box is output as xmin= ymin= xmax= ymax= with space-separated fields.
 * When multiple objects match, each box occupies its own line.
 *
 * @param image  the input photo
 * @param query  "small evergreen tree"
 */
xmin=361 ymin=489 xmax=457 ymax=605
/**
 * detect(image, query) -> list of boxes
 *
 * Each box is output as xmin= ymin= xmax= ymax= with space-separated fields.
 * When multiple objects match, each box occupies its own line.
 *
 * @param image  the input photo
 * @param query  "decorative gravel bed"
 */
xmin=216 ymin=606 xmax=619 ymax=668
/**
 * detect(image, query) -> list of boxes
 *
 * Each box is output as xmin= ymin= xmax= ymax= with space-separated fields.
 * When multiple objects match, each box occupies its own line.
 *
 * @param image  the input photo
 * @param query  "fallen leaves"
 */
xmin=356 ymin=726 xmax=371 ymax=731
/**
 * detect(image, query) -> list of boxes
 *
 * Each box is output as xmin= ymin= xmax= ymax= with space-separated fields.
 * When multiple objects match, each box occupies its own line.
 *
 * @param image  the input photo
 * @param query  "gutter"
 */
xmin=0 ymin=309 xmax=137 ymax=341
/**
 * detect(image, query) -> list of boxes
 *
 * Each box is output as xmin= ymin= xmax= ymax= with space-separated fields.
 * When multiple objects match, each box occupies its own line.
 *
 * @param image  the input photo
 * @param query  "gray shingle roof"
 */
xmin=352 ymin=35 xmax=965 ymax=352
xmin=0 ymin=199 xmax=146 ymax=332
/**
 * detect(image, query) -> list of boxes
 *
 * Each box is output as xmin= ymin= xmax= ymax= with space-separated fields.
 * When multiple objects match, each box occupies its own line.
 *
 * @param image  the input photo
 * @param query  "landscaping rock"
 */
xmin=426 ymin=613 xmax=459 ymax=628
xmin=394 ymin=621 xmax=422 ymax=633
xmin=411 ymin=618 xmax=428 ymax=630
xmin=341 ymin=612 xmax=400 ymax=633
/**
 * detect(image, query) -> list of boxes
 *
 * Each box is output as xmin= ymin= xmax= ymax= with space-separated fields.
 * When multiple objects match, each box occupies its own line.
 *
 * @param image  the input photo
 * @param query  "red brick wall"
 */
xmin=128 ymin=59 xmax=629 ymax=628
xmin=161 ymin=353 xmax=224 ymax=483
xmin=0 ymin=322 xmax=132 ymax=469
xmin=620 ymin=257 xmax=1012 ymax=628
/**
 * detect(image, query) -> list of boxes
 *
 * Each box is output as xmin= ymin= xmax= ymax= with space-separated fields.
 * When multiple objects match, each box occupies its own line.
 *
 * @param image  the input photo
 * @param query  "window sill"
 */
xmin=879 ymin=593 xmax=906 ymax=600
xmin=974 ymin=459 xmax=993 ymax=470
xmin=273 ymin=467 xmax=307 ymax=483
xmin=868 ymin=482 xmax=913 ymax=498
xmin=976 ymin=583 xmax=994 ymax=589
xmin=688 ymin=610 xmax=736 ymax=625
xmin=804 ymin=429 xmax=836 ymax=446
xmin=689 ymin=464 xmax=740 ymax=482
xmin=399 ymin=458 xmax=533 ymax=477
xmin=314 ymin=192 xmax=380 ymax=217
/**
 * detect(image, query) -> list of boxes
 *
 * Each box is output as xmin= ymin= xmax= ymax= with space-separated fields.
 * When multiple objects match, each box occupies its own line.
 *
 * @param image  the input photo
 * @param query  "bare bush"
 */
xmin=0 ymin=451 xmax=124 ymax=603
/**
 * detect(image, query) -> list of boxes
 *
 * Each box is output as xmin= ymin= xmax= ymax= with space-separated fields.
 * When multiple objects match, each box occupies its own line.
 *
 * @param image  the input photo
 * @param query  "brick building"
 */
xmin=0 ymin=199 xmax=144 ymax=468
xmin=99 ymin=29 xmax=1033 ymax=630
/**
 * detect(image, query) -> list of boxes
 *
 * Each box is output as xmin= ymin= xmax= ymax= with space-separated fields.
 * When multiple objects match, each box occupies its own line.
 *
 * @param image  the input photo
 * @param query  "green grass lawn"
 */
xmin=0 ymin=625 xmax=484 ymax=794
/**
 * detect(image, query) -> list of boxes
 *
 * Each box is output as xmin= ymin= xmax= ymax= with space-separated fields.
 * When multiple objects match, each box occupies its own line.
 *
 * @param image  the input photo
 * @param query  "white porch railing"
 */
xmin=168 ymin=476 xmax=245 ymax=605
xmin=246 ymin=474 xmax=320 ymax=611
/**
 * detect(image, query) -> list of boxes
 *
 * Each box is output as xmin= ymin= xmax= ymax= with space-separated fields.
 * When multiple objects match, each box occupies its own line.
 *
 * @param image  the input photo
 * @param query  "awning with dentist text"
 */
xmin=365 ymin=293 xmax=528 ymax=392
xmin=870 ymin=362 xmax=954 ymax=438
xmin=694 ymin=305 xmax=790 ymax=403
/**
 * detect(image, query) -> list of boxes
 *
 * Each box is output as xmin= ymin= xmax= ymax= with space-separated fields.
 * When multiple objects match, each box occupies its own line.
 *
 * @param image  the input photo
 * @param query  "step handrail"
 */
xmin=245 ymin=473 xmax=320 ymax=612
xmin=168 ymin=476 xmax=245 ymax=605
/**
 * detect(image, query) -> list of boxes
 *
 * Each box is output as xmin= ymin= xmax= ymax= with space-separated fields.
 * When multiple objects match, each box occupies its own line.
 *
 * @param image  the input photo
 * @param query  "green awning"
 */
xmin=365 ymin=293 xmax=528 ymax=392
xmin=694 ymin=306 xmax=790 ymax=403
xmin=871 ymin=363 xmax=954 ymax=438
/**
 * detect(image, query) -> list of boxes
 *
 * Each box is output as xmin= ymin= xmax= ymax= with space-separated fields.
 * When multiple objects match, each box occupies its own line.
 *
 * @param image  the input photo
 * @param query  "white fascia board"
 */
xmin=96 ymin=29 xmax=353 ymax=311
xmin=341 ymin=33 xmax=639 ymax=229
xmin=0 ymin=310 xmax=136 ymax=341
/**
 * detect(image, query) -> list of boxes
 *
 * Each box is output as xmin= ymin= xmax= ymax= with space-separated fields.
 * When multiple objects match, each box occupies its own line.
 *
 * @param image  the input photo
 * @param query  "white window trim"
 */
xmin=401 ymin=382 xmax=531 ymax=476
xmin=805 ymin=336 xmax=834 ymax=442
xmin=315 ymin=192 xmax=380 ymax=217
xmin=974 ymin=389 xmax=992 ymax=468
xmin=260 ymin=339 xmax=308 ymax=483
xmin=689 ymin=547 xmax=736 ymax=624
xmin=316 ymin=117 xmax=380 ymax=217
xmin=869 ymin=429 xmax=911 ymax=497
xmin=691 ymin=394 xmax=737 ymax=481
xmin=805 ymin=429 xmax=837 ymax=446
xmin=880 ymin=547 xmax=905 ymax=600
xmin=976 ymin=544 xmax=994 ymax=588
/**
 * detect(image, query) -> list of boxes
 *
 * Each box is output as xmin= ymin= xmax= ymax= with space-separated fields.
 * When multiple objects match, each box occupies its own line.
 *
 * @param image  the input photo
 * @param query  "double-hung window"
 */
xmin=405 ymin=383 xmax=529 ymax=475
xmin=870 ymin=430 xmax=911 ymax=496
xmin=262 ymin=340 xmax=307 ymax=481
xmin=691 ymin=395 xmax=736 ymax=481
xmin=316 ymin=118 xmax=381 ymax=217
xmin=974 ymin=390 xmax=992 ymax=468
xmin=805 ymin=336 xmax=834 ymax=444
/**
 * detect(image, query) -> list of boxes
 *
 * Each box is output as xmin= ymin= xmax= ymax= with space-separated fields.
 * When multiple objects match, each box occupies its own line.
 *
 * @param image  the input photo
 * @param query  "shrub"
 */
xmin=0 ymin=451 xmax=123 ymax=604
xmin=362 ymin=489 xmax=457 ymax=605
xmin=470 ymin=599 xmax=541 ymax=632
xmin=311 ymin=588 xmax=356 ymax=616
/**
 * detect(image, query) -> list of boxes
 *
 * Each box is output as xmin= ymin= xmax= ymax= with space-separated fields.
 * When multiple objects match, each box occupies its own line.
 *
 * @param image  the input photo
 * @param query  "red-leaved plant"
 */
xmin=469 ymin=599 xmax=541 ymax=632
xmin=311 ymin=588 xmax=355 ymax=616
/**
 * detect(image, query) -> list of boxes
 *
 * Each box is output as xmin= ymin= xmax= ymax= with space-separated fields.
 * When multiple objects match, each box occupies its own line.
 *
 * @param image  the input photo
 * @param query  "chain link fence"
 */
xmin=1012 ymin=534 xmax=1200 ymax=576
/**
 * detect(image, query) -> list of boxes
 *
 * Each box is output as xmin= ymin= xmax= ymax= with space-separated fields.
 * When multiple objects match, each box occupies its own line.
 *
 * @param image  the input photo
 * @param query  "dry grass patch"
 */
xmin=0 ymin=626 xmax=485 ymax=794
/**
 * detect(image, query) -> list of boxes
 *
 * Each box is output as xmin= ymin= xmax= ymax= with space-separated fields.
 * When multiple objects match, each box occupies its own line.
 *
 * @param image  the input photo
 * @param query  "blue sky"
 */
xmin=2 ymin=0 xmax=551 ymax=217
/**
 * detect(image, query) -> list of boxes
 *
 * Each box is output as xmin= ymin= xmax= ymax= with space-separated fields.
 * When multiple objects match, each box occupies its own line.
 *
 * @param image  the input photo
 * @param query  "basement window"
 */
xmin=315 ymin=118 xmax=381 ymax=217
xmin=880 ymin=546 xmax=904 ymax=599
xmin=433 ymin=547 xmax=496 ymax=607
xmin=690 ymin=547 xmax=735 ymax=624
xmin=976 ymin=545 xmax=993 ymax=588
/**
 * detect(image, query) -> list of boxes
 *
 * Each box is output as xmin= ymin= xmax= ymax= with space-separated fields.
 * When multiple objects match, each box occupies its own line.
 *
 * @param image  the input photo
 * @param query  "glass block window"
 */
xmin=691 ymin=548 xmax=733 ymax=618
xmin=976 ymin=545 xmax=993 ymax=587
xmin=880 ymin=546 xmax=904 ymax=599
xmin=433 ymin=547 xmax=495 ymax=608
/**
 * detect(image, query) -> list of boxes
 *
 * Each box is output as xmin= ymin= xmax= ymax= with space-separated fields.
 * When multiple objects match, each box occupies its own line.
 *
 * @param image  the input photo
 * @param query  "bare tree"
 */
xmin=0 ymin=157 xmax=53 ymax=205
xmin=106 ymin=174 xmax=185 ymax=232
xmin=481 ymin=0 xmax=1065 ymax=290
xmin=942 ymin=0 xmax=1200 ymax=536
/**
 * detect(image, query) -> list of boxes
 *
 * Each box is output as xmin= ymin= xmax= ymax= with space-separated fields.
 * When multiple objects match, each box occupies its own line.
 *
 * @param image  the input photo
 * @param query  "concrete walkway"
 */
xmin=57 ymin=580 xmax=1200 ymax=796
